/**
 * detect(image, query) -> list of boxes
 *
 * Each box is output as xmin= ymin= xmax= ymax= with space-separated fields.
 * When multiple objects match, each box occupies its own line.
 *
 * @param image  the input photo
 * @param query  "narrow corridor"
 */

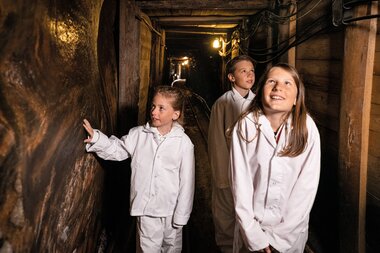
xmin=181 ymin=87 xmax=219 ymax=252
xmin=2 ymin=1 xmax=379 ymax=252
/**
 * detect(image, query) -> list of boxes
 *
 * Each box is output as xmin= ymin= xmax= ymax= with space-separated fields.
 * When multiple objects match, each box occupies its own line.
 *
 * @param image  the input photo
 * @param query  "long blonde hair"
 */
xmin=236 ymin=63 xmax=308 ymax=157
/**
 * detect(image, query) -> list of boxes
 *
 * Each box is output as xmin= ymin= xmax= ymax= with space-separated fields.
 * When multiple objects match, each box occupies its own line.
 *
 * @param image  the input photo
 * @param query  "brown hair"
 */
xmin=237 ymin=63 xmax=308 ymax=157
xmin=226 ymin=55 xmax=256 ymax=75
xmin=153 ymin=85 xmax=185 ymax=122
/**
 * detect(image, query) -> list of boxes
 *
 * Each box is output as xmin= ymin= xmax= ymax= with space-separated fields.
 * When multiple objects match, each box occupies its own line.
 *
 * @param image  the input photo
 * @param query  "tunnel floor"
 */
xmin=182 ymin=93 xmax=219 ymax=252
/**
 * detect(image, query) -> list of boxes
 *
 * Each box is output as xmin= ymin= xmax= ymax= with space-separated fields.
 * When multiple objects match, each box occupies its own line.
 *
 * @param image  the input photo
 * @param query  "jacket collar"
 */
xmin=246 ymin=111 xmax=292 ymax=148
xmin=231 ymin=87 xmax=255 ymax=101
xmin=143 ymin=121 xmax=184 ymax=137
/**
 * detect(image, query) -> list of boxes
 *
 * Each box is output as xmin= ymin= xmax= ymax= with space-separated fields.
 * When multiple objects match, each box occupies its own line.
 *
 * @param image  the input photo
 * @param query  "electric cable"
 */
xmin=235 ymin=0 xmax=377 ymax=63
xmin=247 ymin=13 xmax=330 ymax=56
xmin=136 ymin=15 xmax=162 ymax=37
xmin=245 ymin=14 xmax=332 ymax=63
xmin=343 ymin=0 xmax=379 ymax=9
xmin=342 ymin=14 xmax=380 ymax=24
xmin=247 ymin=24 xmax=331 ymax=64
xmin=240 ymin=0 xmax=324 ymax=43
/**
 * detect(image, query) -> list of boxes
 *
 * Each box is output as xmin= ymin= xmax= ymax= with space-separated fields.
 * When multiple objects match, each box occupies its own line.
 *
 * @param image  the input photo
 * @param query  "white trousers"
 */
xmin=136 ymin=216 xmax=183 ymax=253
xmin=212 ymin=186 xmax=235 ymax=253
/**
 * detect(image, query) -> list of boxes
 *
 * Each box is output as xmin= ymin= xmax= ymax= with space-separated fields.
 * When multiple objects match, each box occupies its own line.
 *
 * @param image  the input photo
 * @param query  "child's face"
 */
xmin=150 ymin=93 xmax=180 ymax=134
xmin=228 ymin=60 xmax=255 ymax=96
xmin=262 ymin=67 xmax=298 ymax=116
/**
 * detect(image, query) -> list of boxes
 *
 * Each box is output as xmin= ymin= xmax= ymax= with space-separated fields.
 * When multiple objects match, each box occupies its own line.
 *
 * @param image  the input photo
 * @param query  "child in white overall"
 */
xmin=208 ymin=55 xmax=256 ymax=252
xmin=229 ymin=63 xmax=320 ymax=253
xmin=83 ymin=86 xmax=195 ymax=253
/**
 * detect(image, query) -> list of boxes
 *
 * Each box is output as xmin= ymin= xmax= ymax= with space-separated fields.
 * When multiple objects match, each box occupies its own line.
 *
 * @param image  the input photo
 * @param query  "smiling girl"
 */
xmin=229 ymin=63 xmax=321 ymax=253
xmin=83 ymin=85 xmax=195 ymax=253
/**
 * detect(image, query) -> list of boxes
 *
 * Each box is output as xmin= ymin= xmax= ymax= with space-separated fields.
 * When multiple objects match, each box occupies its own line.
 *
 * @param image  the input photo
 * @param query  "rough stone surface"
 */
xmin=0 ymin=0 xmax=117 ymax=252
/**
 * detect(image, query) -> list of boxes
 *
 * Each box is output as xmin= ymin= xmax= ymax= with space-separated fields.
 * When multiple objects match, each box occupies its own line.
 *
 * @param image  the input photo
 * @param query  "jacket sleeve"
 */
xmin=230 ymin=119 xmax=270 ymax=251
xmin=85 ymin=129 xmax=131 ymax=161
xmin=173 ymin=138 xmax=195 ymax=226
xmin=208 ymin=101 xmax=230 ymax=187
xmin=266 ymin=120 xmax=321 ymax=252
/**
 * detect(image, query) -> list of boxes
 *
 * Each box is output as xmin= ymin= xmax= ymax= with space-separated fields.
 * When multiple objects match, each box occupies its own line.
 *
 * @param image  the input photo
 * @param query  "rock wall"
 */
xmin=0 ymin=0 xmax=117 ymax=251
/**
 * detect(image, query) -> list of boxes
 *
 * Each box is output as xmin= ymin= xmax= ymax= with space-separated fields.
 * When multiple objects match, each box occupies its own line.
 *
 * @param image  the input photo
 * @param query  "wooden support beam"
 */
xmin=277 ymin=1 xmax=296 ymax=65
xmin=287 ymin=9 xmax=296 ymax=66
xmin=135 ymin=0 xmax=268 ymax=10
xmin=338 ymin=2 xmax=378 ymax=253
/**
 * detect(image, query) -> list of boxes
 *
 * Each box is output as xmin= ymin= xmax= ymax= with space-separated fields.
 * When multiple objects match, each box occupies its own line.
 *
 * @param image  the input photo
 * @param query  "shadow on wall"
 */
xmin=98 ymin=159 xmax=136 ymax=253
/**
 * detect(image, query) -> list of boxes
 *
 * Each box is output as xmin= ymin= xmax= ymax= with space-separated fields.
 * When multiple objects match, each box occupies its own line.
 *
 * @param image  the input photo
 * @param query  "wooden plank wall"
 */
xmin=119 ymin=2 xmax=153 ymax=128
xmin=367 ymin=14 xmax=380 ymax=252
xmin=119 ymin=0 xmax=141 ymax=134
xmin=137 ymin=11 xmax=152 ymax=125
xmin=295 ymin=1 xmax=342 ymax=251
xmin=294 ymin=1 xmax=379 ymax=252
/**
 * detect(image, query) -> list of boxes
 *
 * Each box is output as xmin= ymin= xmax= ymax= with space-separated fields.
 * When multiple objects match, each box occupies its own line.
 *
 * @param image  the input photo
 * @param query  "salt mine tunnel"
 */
xmin=0 ymin=1 xmax=380 ymax=253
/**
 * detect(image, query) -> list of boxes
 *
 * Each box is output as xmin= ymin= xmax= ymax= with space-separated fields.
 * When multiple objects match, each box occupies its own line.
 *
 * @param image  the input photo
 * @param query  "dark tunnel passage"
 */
xmin=1 ymin=0 xmax=380 ymax=253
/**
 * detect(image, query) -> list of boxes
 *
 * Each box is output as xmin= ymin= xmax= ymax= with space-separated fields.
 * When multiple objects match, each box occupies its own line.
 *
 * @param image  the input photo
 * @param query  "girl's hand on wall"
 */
xmin=83 ymin=119 xmax=94 ymax=143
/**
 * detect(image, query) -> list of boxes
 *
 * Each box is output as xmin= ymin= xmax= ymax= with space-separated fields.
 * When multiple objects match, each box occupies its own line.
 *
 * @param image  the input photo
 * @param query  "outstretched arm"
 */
xmin=83 ymin=118 xmax=132 ymax=161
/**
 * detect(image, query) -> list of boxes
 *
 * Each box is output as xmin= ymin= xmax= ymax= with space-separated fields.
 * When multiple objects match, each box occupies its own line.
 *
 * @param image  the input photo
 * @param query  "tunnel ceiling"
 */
xmin=135 ymin=0 xmax=270 ymax=35
xmin=135 ymin=0 xmax=271 ymax=60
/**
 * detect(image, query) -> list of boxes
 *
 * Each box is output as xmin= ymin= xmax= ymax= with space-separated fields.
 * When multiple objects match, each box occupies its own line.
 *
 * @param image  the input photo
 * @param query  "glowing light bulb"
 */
xmin=212 ymin=38 xmax=221 ymax=48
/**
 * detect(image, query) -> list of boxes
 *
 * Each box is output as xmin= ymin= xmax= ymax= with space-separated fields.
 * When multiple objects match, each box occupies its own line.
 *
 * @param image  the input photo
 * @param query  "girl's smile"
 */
xmin=262 ymin=67 xmax=298 ymax=116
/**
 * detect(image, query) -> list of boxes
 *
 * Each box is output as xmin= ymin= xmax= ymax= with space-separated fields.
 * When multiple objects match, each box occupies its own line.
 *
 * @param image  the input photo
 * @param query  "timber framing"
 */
xmin=339 ymin=2 xmax=378 ymax=253
xmin=135 ymin=0 xmax=269 ymax=11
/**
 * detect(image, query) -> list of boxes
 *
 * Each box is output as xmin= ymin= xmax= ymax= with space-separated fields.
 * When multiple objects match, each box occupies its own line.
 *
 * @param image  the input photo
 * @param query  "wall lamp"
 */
xmin=212 ymin=37 xmax=221 ymax=49
xmin=212 ymin=36 xmax=229 ymax=57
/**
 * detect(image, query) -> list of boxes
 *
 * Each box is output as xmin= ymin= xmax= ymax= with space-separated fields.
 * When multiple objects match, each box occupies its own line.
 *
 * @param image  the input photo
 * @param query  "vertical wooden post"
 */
xmin=137 ymin=12 xmax=152 ymax=125
xmin=231 ymin=37 xmax=240 ymax=59
xmin=339 ymin=2 xmax=377 ymax=253
xmin=149 ymin=21 xmax=159 ymax=88
xmin=278 ymin=1 xmax=296 ymax=65
xmin=118 ymin=0 xmax=140 ymax=134
xmin=158 ymin=31 xmax=166 ymax=85
xmin=267 ymin=24 xmax=273 ymax=68
xmin=287 ymin=11 xmax=296 ymax=66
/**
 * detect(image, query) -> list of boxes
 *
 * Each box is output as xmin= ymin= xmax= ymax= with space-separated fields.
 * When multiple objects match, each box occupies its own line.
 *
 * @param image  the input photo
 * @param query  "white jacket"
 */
xmin=230 ymin=113 xmax=320 ymax=252
xmin=86 ymin=122 xmax=195 ymax=226
xmin=208 ymin=87 xmax=255 ymax=188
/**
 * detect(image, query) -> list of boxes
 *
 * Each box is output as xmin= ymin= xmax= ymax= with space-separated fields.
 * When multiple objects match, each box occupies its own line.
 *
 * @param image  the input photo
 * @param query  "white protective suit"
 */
xmin=86 ymin=122 xmax=195 ymax=252
xmin=230 ymin=113 xmax=320 ymax=253
xmin=208 ymin=87 xmax=255 ymax=188
xmin=208 ymin=87 xmax=255 ymax=252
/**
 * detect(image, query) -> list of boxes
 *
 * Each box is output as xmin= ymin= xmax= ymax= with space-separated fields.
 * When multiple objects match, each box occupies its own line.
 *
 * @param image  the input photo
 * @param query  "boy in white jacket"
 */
xmin=208 ymin=55 xmax=256 ymax=252
xmin=83 ymin=86 xmax=195 ymax=253
xmin=230 ymin=63 xmax=320 ymax=253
